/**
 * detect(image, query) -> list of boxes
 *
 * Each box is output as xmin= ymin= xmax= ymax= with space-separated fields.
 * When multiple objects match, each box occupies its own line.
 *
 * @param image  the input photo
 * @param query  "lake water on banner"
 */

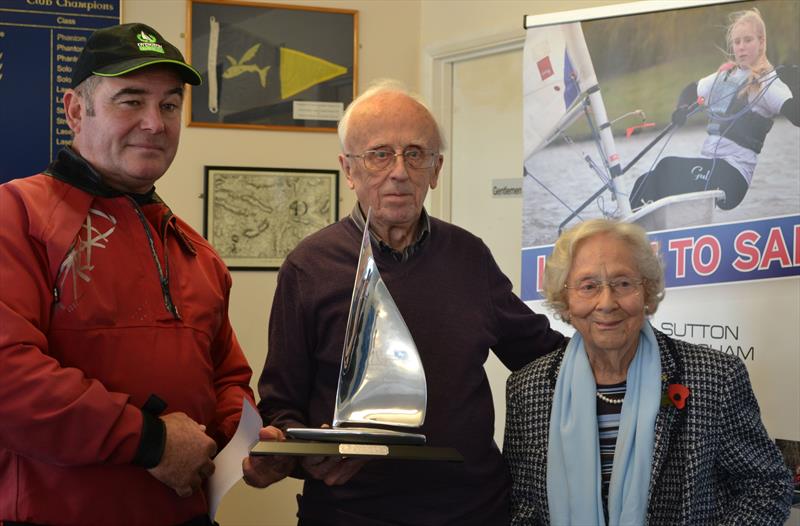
xmin=522 ymin=119 xmax=800 ymax=247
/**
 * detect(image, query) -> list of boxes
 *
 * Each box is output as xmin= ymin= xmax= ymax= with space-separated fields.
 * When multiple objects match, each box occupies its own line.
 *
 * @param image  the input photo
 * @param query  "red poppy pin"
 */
xmin=662 ymin=384 xmax=691 ymax=410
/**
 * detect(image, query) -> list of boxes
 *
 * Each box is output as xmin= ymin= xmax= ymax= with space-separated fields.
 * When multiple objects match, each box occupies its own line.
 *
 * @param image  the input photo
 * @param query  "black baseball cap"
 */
xmin=71 ymin=23 xmax=202 ymax=88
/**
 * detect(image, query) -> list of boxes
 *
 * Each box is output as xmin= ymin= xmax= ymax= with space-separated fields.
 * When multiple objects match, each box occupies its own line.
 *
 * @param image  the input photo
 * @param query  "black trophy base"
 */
xmin=286 ymin=426 xmax=426 ymax=445
xmin=251 ymin=440 xmax=463 ymax=462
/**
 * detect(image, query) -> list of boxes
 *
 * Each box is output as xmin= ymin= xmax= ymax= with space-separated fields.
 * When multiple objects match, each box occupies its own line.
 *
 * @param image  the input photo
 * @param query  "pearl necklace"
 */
xmin=596 ymin=391 xmax=624 ymax=405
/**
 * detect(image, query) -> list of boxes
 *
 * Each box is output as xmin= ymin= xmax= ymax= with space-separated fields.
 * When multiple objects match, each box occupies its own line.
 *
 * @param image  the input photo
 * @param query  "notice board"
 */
xmin=0 ymin=0 xmax=121 ymax=183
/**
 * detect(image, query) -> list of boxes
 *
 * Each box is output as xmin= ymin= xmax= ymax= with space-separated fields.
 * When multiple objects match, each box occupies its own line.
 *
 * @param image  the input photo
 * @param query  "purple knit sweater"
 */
xmin=258 ymin=214 xmax=563 ymax=526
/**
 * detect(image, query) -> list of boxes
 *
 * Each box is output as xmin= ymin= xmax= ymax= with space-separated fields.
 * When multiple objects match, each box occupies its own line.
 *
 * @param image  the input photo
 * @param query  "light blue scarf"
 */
xmin=546 ymin=321 xmax=661 ymax=526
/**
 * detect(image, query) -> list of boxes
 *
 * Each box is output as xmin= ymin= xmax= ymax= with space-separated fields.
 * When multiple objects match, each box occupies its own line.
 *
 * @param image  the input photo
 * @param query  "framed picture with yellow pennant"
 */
xmin=187 ymin=0 xmax=357 ymax=132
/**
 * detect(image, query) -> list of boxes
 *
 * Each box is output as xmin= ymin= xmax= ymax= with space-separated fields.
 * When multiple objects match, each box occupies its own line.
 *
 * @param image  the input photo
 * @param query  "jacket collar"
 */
xmin=45 ymin=147 xmax=196 ymax=255
xmin=46 ymin=147 xmax=163 ymax=204
xmin=547 ymin=340 xmax=569 ymax=390
xmin=349 ymin=204 xmax=431 ymax=262
xmin=647 ymin=328 xmax=685 ymax=509
xmin=45 ymin=147 xmax=125 ymax=197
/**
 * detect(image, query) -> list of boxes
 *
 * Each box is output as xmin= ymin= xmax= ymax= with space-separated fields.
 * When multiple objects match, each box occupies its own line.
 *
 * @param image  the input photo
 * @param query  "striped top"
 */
xmin=597 ymin=381 xmax=626 ymax=521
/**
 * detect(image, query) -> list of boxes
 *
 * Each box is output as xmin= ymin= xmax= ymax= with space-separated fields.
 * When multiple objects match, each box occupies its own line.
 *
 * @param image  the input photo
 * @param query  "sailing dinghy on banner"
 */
xmin=522 ymin=22 xmax=724 ymax=234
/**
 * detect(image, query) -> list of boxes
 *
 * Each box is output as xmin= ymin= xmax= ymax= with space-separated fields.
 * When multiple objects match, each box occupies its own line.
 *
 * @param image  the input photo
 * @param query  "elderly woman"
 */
xmin=504 ymin=219 xmax=791 ymax=525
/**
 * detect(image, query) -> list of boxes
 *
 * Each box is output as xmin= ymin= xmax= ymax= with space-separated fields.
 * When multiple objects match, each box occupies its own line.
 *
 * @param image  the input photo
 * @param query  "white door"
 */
xmin=450 ymin=46 xmax=525 ymax=447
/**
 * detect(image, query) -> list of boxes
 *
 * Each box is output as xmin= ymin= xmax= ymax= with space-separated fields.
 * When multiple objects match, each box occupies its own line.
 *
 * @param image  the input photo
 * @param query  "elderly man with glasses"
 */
xmin=247 ymin=79 xmax=564 ymax=526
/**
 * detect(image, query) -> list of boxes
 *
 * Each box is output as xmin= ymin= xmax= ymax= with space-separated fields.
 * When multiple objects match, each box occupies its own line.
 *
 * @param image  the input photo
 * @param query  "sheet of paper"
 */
xmin=208 ymin=397 xmax=262 ymax=520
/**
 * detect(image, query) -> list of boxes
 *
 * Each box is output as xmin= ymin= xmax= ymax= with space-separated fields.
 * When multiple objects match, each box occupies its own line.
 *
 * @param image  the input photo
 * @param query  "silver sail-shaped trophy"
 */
xmin=286 ymin=208 xmax=428 ymax=445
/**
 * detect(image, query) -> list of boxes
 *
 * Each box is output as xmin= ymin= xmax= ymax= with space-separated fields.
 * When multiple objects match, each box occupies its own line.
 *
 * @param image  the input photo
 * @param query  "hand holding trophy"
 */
xmin=251 ymin=208 xmax=461 ymax=463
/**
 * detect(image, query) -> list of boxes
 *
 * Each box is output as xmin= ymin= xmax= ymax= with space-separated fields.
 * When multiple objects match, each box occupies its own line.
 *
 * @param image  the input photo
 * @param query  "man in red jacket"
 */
xmin=0 ymin=23 xmax=290 ymax=525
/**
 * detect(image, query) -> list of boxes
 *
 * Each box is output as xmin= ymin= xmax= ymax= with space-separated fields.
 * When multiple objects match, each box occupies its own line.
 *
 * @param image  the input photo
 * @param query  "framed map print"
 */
xmin=203 ymin=166 xmax=339 ymax=269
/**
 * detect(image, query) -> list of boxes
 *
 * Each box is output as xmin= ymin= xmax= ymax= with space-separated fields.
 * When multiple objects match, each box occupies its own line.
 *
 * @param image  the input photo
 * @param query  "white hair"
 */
xmin=337 ymin=78 xmax=447 ymax=151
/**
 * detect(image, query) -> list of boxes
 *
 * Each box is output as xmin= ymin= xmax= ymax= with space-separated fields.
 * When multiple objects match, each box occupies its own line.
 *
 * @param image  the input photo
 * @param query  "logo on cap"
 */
xmin=136 ymin=31 xmax=164 ymax=54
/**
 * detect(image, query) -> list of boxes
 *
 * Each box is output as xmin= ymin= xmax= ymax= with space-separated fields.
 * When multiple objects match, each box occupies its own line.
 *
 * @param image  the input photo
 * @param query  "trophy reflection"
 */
xmin=287 ymin=208 xmax=427 ymax=445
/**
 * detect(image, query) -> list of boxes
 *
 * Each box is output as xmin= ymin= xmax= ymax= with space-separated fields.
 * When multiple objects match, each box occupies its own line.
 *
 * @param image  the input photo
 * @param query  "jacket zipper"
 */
xmin=52 ymin=237 xmax=79 ymax=305
xmin=129 ymin=197 xmax=180 ymax=319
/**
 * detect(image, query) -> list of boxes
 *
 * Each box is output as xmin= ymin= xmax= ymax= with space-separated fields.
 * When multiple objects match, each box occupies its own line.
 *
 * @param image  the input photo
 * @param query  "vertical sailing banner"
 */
xmin=0 ymin=0 xmax=121 ymax=183
xmin=521 ymin=0 xmax=799 ymax=453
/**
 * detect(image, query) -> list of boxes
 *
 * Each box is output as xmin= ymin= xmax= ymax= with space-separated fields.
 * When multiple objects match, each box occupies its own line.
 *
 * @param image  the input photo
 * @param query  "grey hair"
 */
xmin=74 ymin=75 xmax=103 ymax=116
xmin=337 ymin=78 xmax=447 ymax=152
xmin=543 ymin=218 xmax=665 ymax=321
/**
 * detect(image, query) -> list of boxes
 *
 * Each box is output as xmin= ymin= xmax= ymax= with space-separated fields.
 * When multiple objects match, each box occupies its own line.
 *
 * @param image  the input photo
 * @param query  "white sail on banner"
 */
xmin=523 ymin=22 xmax=599 ymax=160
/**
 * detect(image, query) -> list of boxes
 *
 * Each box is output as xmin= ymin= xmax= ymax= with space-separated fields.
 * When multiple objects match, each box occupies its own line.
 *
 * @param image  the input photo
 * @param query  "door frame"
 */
xmin=422 ymin=29 xmax=525 ymax=222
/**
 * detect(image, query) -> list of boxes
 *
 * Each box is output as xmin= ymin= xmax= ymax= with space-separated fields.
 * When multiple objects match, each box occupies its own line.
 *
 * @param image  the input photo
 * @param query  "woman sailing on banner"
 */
xmin=629 ymin=8 xmax=799 ymax=211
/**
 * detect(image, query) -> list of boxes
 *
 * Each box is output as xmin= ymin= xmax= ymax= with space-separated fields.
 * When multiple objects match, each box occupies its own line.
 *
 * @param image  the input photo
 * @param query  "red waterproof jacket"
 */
xmin=0 ymin=149 xmax=253 ymax=525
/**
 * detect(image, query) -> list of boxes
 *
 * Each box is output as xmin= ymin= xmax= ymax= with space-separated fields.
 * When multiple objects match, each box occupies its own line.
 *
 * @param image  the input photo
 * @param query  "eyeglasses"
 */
xmin=564 ymin=277 xmax=645 ymax=299
xmin=345 ymin=146 xmax=438 ymax=173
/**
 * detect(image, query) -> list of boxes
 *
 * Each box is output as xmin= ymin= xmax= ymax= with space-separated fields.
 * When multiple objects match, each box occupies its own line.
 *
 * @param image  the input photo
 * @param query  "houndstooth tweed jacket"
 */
xmin=503 ymin=327 xmax=792 ymax=525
